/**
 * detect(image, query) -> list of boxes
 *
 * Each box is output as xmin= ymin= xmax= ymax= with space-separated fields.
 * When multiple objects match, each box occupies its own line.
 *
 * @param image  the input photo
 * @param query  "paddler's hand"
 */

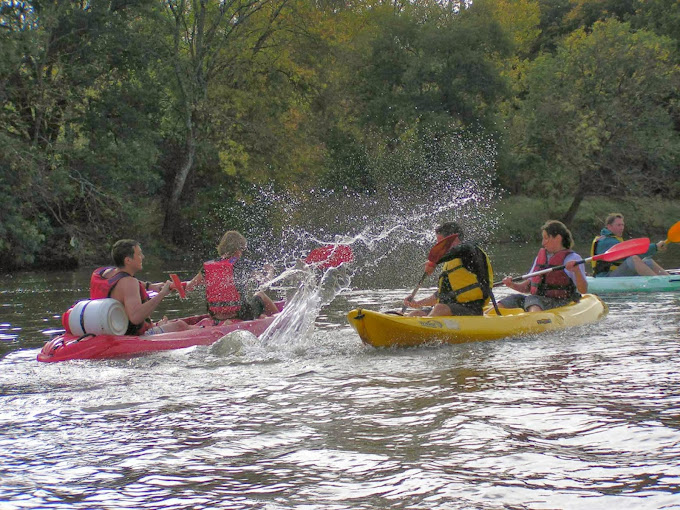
xmin=424 ymin=261 xmax=436 ymax=275
xmin=565 ymin=260 xmax=578 ymax=271
xmin=403 ymin=296 xmax=418 ymax=309
xmin=502 ymin=276 xmax=514 ymax=288
xmin=158 ymin=280 xmax=173 ymax=298
xmin=657 ymin=240 xmax=667 ymax=251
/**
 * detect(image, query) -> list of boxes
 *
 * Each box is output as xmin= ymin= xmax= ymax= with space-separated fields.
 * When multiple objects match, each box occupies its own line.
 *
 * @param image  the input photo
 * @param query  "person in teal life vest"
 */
xmin=403 ymin=222 xmax=494 ymax=317
xmin=499 ymin=220 xmax=588 ymax=312
xmin=591 ymin=213 xmax=668 ymax=277
xmin=186 ymin=230 xmax=280 ymax=322
xmin=90 ymin=239 xmax=192 ymax=335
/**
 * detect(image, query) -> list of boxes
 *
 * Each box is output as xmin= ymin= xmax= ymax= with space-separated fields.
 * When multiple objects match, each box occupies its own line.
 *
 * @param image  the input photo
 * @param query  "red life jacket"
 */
xmin=89 ymin=267 xmax=151 ymax=335
xmin=204 ymin=258 xmax=242 ymax=319
xmin=529 ymin=249 xmax=578 ymax=300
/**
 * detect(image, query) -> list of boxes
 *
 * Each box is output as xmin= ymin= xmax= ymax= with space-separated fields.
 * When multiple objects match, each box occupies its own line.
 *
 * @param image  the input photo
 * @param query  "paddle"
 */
xmin=401 ymin=234 xmax=459 ymax=313
xmin=304 ymin=245 xmax=354 ymax=270
xmin=170 ymin=273 xmax=186 ymax=299
xmin=662 ymin=220 xmax=680 ymax=246
xmin=258 ymin=244 xmax=354 ymax=291
xmin=493 ymin=237 xmax=651 ymax=287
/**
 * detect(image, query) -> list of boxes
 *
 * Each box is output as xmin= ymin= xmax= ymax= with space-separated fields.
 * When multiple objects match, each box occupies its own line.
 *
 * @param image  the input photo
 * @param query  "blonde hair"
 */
xmin=605 ymin=213 xmax=623 ymax=226
xmin=217 ymin=231 xmax=246 ymax=258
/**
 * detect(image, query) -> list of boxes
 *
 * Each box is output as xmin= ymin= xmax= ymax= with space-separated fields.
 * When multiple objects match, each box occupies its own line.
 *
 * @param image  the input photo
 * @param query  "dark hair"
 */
xmin=111 ymin=239 xmax=139 ymax=267
xmin=541 ymin=220 xmax=573 ymax=249
xmin=605 ymin=213 xmax=623 ymax=226
xmin=436 ymin=221 xmax=463 ymax=240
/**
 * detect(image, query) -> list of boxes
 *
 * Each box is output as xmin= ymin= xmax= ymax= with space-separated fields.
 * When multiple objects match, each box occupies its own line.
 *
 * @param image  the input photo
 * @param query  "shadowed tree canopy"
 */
xmin=507 ymin=19 xmax=680 ymax=225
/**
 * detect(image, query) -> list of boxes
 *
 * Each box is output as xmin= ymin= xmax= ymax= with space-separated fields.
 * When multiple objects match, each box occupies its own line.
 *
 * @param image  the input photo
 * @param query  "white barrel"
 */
xmin=66 ymin=299 xmax=128 ymax=336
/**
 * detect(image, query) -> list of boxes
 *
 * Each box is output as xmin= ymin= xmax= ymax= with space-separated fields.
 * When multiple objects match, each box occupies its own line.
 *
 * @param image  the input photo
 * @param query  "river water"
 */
xmin=1 ymin=243 xmax=680 ymax=509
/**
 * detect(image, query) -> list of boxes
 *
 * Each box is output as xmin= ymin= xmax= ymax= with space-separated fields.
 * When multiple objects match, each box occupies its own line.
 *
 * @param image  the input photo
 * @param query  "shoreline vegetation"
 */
xmin=6 ymin=195 xmax=678 ymax=273
xmin=495 ymin=196 xmax=680 ymax=244
xmin=3 ymin=1 xmax=679 ymax=271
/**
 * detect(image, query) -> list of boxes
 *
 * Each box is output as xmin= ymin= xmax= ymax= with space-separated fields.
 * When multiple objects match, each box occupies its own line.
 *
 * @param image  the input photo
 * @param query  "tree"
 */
xmin=158 ymin=0 xmax=298 ymax=240
xmin=354 ymin=1 xmax=512 ymax=137
xmin=0 ymin=0 xmax=167 ymax=268
xmin=507 ymin=19 xmax=680 ymax=224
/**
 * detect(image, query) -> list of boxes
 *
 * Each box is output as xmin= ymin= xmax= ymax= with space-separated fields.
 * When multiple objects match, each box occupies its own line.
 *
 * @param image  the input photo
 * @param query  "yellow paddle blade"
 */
xmin=665 ymin=221 xmax=680 ymax=244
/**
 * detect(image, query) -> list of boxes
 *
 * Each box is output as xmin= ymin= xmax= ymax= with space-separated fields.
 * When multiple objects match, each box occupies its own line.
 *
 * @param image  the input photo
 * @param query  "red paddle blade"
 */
xmin=594 ymin=237 xmax=650 ymax=263
xmin=305 ymin=245 xmax=354 ymax=270
xmin=170 ymin=273 xmax=186 ymax=299
xmin=427 ymin=234 xmax=459 ymax=263
xmin=665 ymin=221 xmax=680 ymax=244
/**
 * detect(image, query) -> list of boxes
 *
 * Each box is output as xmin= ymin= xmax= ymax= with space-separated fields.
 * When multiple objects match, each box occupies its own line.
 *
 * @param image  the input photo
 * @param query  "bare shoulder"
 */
xmin=111 ymin=275 xmax=141 ymax=302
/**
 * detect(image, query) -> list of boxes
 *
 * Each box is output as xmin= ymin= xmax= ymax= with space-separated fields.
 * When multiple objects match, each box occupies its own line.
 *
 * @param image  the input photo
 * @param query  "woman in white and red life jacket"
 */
xmin=91 ymin=239 xmax=192 ymax=335
xmin=186 ymin=231 xmax=280 ymax=322
xmin=498 ymin=220 xmax=588 ymax=312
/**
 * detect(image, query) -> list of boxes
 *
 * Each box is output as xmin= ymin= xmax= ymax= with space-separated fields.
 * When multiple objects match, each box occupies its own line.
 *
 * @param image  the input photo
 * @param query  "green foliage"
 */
xmin=504 ymin=19 xmax=680 ymax=212
xmin=496 ymin=195 xmax=680 ymax=243
xmin=632 ymin=0 xmax=680 ymax=51
xmin=2 ymin=0 xmax=680 ymax=269
xmin=355 ymin=1 xmax=512 ymax=136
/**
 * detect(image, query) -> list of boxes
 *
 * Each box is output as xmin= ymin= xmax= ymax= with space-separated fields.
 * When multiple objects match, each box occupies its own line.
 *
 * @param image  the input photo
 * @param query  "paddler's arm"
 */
xmin=184 ymin=270 xmax=204 ymax=293
xmin=643 ymin=241 xmax=664 ymax=257
xmin=116 ymin=278 xmax=173 ymax=325
xmin=432 ymin=244 xmax=467 ymax=266
xmin=502 ymin=276 xmax=530 ymax=294
xmin=565 ymin=260 xmax=588 ymax=294
xmin=403 ymin=293 xmax=437 ymax=309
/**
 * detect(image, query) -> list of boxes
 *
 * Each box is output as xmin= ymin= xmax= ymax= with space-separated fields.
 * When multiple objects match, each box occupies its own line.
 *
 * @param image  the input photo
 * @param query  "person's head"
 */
xmin=541 ymin=220 xmax=574 ymax=251
xmin=435 ymin=221 xmax=463 ymax=241
xmin=217 ymin=231 xmax=247 ymax=258
xmin=111 ymin=239 xmax=143 ymax=269
xmin=605 ymin=213 xmax=625 ymax=237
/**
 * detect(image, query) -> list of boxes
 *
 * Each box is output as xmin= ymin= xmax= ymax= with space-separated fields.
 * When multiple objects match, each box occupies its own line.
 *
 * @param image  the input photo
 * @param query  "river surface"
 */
xmin=1 ymin=244 xmax=679 ymax=509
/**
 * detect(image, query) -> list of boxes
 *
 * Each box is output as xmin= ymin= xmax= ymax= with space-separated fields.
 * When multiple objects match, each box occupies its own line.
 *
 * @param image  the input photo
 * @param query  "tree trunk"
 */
xmin=162 ymin=113 xmax=196 ymax=241
xmin=561 ymin=180 xmax=588 ymax=227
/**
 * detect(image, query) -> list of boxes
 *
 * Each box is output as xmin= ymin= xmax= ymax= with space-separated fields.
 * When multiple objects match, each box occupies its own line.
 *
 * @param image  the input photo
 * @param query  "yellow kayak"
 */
xmin=347 ymin=294 xmax=608 ymax=348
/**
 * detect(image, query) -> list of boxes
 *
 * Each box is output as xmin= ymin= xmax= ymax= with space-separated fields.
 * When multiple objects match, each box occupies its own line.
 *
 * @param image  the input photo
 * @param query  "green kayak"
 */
xmin=586 ymin=273 xmax=680 ymax=293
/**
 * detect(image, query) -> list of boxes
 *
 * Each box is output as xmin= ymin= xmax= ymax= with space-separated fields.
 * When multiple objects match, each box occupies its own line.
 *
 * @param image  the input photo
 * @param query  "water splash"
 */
xmin=209 ymin=129 xmax=500 ymax=353
xmin=259 ymin=264 xmax=352 ymax=349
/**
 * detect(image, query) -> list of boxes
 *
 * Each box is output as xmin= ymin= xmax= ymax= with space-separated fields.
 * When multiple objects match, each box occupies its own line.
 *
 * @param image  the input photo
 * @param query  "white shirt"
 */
xmin=530 ymin=251 xmax=586 ymax=285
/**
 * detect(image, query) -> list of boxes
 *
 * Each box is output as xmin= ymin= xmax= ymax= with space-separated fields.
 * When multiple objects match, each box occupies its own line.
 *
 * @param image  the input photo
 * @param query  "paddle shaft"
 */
xmin=505 ymin=258 xmax=587 ymax=284
xmin=495 ymin=237 xmax=651 ymax=287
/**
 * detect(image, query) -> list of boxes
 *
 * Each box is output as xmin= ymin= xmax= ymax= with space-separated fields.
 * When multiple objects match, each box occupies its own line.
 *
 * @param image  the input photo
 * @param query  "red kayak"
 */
xmin=37 ymin=311 xmax=281 ymax=363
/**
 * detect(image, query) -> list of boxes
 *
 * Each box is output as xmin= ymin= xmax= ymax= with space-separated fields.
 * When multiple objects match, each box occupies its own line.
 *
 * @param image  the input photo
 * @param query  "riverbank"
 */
xmin=495 ymin=195 xmax=680 ymax=243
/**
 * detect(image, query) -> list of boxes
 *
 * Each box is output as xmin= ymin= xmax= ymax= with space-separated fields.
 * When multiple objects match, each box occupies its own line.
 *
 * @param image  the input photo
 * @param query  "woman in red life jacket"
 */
xmin=498 ymin=220 xmax=588 ymax=312
xmin=186 ymin=231 xmax=279 ymax=322
xmin=90 ymin=239 xmax=192 ymax=335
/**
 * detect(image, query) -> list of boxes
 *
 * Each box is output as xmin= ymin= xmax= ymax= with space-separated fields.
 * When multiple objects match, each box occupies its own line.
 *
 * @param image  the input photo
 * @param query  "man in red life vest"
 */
xmin=499 ymin=220 xmax=588 ymax=312
xmin=91 ymin=239 xmax=190 ymax=335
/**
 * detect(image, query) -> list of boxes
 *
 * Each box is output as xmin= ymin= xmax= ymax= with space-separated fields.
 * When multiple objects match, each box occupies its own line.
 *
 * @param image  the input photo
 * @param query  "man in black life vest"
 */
xmin=403 ymin=222 xmax=494 ymax=317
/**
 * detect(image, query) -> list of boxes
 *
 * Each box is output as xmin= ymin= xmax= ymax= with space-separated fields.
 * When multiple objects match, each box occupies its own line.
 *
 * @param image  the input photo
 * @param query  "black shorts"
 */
xmin=437 ymin=296 xmax=484 ymax=316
